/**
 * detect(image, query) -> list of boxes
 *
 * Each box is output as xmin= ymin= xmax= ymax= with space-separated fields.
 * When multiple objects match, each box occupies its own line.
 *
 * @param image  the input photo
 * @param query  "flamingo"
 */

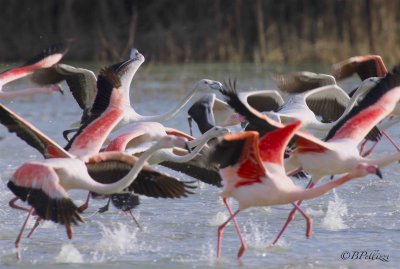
xmin=0 ymin=42 xmax=69 ymax=99
xmin=8 ymin=135 xmax=191 ymax=256
xmin=219 ymin=72 xmax=400 ymax=244
xmin=208 ymin=121 xmax=381 ymax=258
xmin=331 ymin=55 xmax=390 ymax=147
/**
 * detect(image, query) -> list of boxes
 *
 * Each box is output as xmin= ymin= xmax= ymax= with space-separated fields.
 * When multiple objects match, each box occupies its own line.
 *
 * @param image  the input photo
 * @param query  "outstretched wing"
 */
xmin=274 ymin=71 xmax=336 ymax=94
xmin=239 ymin=89 xmax=284 ymax=112
xmin=0 ymin=41 xmax=69 ymax=86
xmin=332 ymin=55 xmax=388 ymax=80
xmin=8 ymin=162 xmax=83 ymax=239
xmin=304 ymin=85 xmax=349 ymax=122
xmin=209 ymin=131 xmax=265 ymax=187
xmin=0 ymin=104 xmax=72 ymax=158
xmin=32 ymin=63 xmax=97 ymax=122
xmin=86 ymin=158 xmax=196 ymax=199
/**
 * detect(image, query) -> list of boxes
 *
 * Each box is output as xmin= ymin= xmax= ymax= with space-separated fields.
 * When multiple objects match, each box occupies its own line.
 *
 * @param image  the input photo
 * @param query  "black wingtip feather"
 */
xmin=208 ymin=138 xmax=245 ymax=169
xmin=8 ymin=181 xmax=83 ymax=228
xmin=23 ymin=41 xmax=70 ymax=67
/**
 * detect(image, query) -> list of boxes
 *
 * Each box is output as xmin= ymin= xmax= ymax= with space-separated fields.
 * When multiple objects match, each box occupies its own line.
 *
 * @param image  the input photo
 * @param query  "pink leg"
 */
xmin=126 ymin=210 xmax=143 ymax=231
xmin=292 ymin=203 xmax=313 ymax=238
xmin=217 ymin=198 xmax=246 ymax=259
xmin=27 ymin=217 xmax=42 ymax=238
xmin=362 ymin=130 xmax=400 ymax=157
xmin=272 ymin=180 xmax=315 ymax=245
xmin=9 ymin=197 xmax=31 ymax=212
xmin=15 ymin=208 xmax=34 ymax=260
xmin=382 ymin=130 xmax=400 ymax=151
xmin=77 ymin=192 xmax=91 ymax=213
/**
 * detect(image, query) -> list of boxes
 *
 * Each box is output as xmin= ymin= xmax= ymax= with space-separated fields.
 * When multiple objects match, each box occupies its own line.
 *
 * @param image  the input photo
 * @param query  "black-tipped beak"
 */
xmin=58 ymin=85 xmax=64 ymax=95
xmin=375 ymin=168 xmax=383 ymax=179
xmin=210 ymin=81 xmax=223 ymax=91
xmin=185 ymin=142 xmax=192 ymax=153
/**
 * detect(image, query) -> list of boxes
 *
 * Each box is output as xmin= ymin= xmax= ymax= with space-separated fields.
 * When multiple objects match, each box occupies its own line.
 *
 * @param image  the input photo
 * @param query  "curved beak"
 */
xmin=185 ymin=142 xmax=192 ymax=153
xmin=210 ymin=81 xmax=223 ymax=91
xmin=375 ymin=168 xmax=383 ymax=179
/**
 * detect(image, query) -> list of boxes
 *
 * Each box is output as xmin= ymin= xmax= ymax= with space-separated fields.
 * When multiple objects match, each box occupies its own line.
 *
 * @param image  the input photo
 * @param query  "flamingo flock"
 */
xmin=1 ymin=42 xmax=400 ymax=261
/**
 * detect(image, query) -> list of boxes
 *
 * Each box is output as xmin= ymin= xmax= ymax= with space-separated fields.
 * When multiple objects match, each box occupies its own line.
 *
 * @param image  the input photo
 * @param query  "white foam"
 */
xmin=54 ymin=243 xmax=83 ymax=263
xmin=95 ymin=222 xmax=141 ymax=254
xmin=209 ymin=211 xmax=229 ymax=226
xmin=321 ymin=190 xmax=348 ymax=230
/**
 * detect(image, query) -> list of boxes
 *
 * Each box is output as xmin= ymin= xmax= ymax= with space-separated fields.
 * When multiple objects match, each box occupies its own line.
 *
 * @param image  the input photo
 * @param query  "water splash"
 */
xmin=321 ymin=190 xmax=348 ymax=230
xmin=94 ymin=222 xmax=142 ymax=254
xmin=209 ymin=211 xmax=229 ymax=226
xmin=54 ymin=244 xmax=83 ymax=263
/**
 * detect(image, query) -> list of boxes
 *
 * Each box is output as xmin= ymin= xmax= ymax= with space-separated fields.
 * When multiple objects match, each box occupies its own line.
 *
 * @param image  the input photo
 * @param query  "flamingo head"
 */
xmin=156 ymin=136 xmax=188 ymax=150
xmin=206 ymin=126 xmax=230 ymax=138
xmin=351 ymin=163 xmax=382 ymax=179
xmin=110 ymin=48 xmax=145 ymax=89
xmin=195 ymin=79 xmax=223 ymax=92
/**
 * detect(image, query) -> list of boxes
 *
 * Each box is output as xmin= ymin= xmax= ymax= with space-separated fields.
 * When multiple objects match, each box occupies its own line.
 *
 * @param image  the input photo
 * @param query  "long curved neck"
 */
xmin=88 ymin=142 xmax=166 ymax=194
xmin=186 ymin=129 xmax=219 ymax=148
xmin=364 ymin=151 xmax=400 ymax=168
xmin=289 ymin=173 xmax=353 ymax=201
xmin=128 ymin=88 xmax=201 ymax=122
xmin=152 ymin=133 xmax=212 ymax=164
xmin=331 ymin=84 xmax=372 ymax=125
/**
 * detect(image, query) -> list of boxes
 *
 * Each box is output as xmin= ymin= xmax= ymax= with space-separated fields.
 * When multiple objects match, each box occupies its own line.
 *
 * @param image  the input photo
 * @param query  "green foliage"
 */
xmin=0 ymin=0 xmax=399 ymax=65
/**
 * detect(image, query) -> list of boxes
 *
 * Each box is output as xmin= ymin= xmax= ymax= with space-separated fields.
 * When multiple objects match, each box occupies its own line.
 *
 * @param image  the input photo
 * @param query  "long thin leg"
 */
xmin=15 ymin=208 xmax=34 ymax=260
xmin=362 ymin=130 xmax=400 ymax=157
xmin=382 ymin=130 xmax=400 ymax=151
xmin=126 ymin=210 xmax=143 ymax=231
xmin=98 ymin=197 xmax=111 ymax=213
xmin=77 ymin=192 xmax=91 ymax=213
xmin=272 ymin=181 xmax=315 ymax=245
xmin=27 ymin=217 xmax=42 ymax=238
xmin=217 ymin=198 xmax=246 ymax=258
xmin=9 ymin=197 xmax=31 ymax=212
xmin=188 ymin=116 xmax=193 ymax=136
xmin=292 ymin=203 xmax=313 ymax=238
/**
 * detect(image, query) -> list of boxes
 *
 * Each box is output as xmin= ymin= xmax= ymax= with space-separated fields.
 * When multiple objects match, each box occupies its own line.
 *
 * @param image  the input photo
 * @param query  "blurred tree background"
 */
xmin=0 ymin=0 xmax=399 ymax=65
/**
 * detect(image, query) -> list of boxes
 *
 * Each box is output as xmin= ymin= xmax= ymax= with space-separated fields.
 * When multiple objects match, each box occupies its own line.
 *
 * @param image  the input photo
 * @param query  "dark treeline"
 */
xmin=0 ymin=0 xmax=399 ymax=65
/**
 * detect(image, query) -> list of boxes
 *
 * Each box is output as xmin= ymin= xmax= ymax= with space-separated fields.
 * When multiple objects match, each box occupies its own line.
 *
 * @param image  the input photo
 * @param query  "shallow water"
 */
xmin=0 ymin=63 xmax=399 ymax=269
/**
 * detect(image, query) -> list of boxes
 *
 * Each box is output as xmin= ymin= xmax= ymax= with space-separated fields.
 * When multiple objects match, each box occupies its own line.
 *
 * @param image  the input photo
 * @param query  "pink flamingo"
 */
xmin=0 ymin=42 xmax=69 ymax=99
xmin=208 ymin=121 xmax=381 ymax=258
xmin=219 ymin=73 xmax=400 ymax=245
